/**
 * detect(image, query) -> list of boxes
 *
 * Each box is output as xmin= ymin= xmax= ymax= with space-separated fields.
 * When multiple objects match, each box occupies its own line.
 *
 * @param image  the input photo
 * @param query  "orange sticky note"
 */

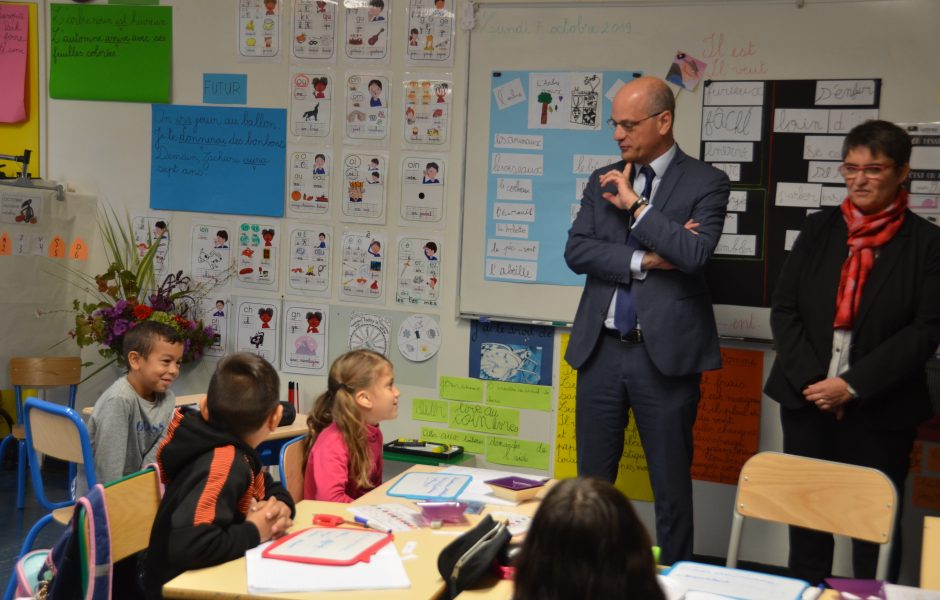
xmin=48 ymin=235 xmax=66 ymax=258
xmin=0 ymin=232 xmax=10 ymax=256
xmin=69 ymin=237 xmax=88 ymax=261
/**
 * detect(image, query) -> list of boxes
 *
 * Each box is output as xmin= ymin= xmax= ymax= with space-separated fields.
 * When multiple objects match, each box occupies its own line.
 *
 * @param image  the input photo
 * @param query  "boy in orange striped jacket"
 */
xmin=144 ymin=353 xmax=295 ymax=598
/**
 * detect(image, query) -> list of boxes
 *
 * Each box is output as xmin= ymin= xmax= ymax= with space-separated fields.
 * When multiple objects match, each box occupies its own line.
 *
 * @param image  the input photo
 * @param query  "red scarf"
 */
xmin=833 ymin=188 xmax=908 ymax=329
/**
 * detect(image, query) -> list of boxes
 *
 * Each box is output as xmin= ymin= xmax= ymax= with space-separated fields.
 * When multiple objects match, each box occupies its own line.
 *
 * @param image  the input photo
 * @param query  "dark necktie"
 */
xmin=613 ymin=165 xmax=655 ymax=335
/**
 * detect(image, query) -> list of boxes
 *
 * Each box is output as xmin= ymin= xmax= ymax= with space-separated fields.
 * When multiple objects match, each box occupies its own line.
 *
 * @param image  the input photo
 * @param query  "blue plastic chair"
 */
xmin=278 ymin=435 xmax=306 ymax=503
xmin=2 ymin=397 xmax=97 ymax=600
xmin=0 ymin=357 xmax=82 ymax=510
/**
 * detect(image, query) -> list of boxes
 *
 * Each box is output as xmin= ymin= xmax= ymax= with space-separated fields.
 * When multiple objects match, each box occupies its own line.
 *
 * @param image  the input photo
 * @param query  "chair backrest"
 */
xmin=10 ymin=357 xmax=83 ymax=387
xmin=24 ymin=397 xmax=97 ymax=510
xmin=727 ymin=451 xmax=897 ymax=579
xmin=91 ymin=468 xmax=162 ymax=562
xmin=278 ymin=435 xmax=306 ymax=503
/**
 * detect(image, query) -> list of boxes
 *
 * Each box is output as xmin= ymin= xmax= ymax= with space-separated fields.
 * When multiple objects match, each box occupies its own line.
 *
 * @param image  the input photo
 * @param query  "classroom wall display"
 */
xmin=0 ymin=2 xmax=40 ymax=179
xmin=234 ymin=295 xmax=280 ymax=366
xmin=288 ymin=148 xmax=332 ymax=217
xmin=291 ymin=0 xmax=336 ymax=62
xmin=282 ymin=301 xmax=329 ymax=375
xmin=345 ymin=73 xmax=389 ymax=141
xmin=404 ymin=0 xmax=454 ymax=66
xmin=399 ymin=154 xmax=445 ymax=225
xmin=397 ymin=313 xmax=441 ymax=362
xmin=49 ymin=4 xmax=171 ymax=102
xmin=150 ymin=104 xmax=287 ymax=218
xmin=190 ymin=222 xmax=233 ymax=286
xmin=197 ymin=296 xmax=229 ymax=358
xmin=483 ymin=70 xmax=636 ymax=286
xmin=458 ymin=2 xmax=940 ymax=342
xmin=234 ymin=220 xmax=279 ymax=289
xmin=237 ymin=0 xmax=281 ymax=60
xmin=340 ymin=229 xmax=386 ymax=302
xmin=468 ymin=320 xmax=553 ymax=386
xmin=901 ymin=122 xmax=940 ymax=227
xmin=132 ymin=213 xmax=170 ymax=278
xmin=401 ymin=77 xmax=451 ymax=145
xmin=344 ymin=0 xmax=389 ymax=62
xmin=0 ymin=189 xmax=41 ymax=225
xmin=395 ymin=235 xmax=440 ymax=307
xmin=699 ymin=79 xmax=881 ymax=310
xmin=290 ymin=71 xmax=332 ymax=137
xmin=341 ymin=151 xmax=387 ymax=222
xmin=287 ymin=224 xmax=331 ymax=297
xmin=328 ymin=304 xmax=438 ymax=388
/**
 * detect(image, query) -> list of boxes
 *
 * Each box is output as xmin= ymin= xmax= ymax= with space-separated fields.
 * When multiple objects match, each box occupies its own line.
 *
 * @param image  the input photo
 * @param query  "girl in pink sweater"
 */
xmin=303 ymin=349 xmax=400 ymax=501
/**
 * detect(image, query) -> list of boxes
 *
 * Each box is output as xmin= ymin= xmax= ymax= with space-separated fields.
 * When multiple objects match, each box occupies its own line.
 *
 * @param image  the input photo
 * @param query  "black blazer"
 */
xmin=564 ymin=147 xmax=729 ymax=376
xmin=764 ymin=207 xmax=940 ymax=430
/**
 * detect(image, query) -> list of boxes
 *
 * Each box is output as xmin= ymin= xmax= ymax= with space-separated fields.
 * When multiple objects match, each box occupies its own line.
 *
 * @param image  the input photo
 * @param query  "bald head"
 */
xmin=610 ymin=76 xmax=676 ymax=164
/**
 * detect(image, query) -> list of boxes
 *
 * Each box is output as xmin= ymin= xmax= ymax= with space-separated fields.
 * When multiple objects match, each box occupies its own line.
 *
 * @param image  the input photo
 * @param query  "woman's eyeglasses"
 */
xmin=838 ymin=163 xmax=894 ymax=179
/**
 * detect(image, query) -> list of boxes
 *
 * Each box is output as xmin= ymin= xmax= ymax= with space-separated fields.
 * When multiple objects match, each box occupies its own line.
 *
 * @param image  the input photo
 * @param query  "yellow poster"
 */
xmin=0 ymin=2 xmax=40 ymax=179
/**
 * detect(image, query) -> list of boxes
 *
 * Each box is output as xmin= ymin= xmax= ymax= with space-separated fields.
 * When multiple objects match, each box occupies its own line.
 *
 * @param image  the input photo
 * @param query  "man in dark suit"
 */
xmin=564 ymin=76 xmax=729 ymax=564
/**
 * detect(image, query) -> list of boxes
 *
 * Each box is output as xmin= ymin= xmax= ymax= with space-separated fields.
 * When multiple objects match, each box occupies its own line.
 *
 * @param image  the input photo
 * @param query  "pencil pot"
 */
xmin=437 ymin=515 xmax=511 ymax=600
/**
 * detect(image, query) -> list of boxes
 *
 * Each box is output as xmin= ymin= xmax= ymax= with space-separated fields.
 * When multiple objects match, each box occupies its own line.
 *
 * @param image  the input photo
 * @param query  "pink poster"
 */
xmin=0 ymin=4 xmax=28 ymax=123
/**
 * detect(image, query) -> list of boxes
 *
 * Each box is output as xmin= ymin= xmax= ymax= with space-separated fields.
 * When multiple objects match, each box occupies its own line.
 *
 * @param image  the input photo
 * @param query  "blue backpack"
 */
xmin=16 ymin=483 xmax=112 ymax=600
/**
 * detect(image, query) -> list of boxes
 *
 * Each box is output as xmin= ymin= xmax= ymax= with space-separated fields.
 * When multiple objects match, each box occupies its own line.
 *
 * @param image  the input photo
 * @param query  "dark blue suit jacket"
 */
xmin=564 ymin=147 xmax=729 ymax=376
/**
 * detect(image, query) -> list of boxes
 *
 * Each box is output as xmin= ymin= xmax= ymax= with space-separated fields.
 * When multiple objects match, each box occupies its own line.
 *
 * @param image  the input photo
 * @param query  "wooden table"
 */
xmin=162 ymin=465 xmax=546 ymax=599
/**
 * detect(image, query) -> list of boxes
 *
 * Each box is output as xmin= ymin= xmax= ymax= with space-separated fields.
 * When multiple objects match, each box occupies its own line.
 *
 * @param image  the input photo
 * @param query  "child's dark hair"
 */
xmin=123 ymin=321 xmax=181 ymax=358
xmin=303 ymin=349 xmax=391 ymax=487
xmin=206 ymin=353 xmax=280 ymax=438
xmin=513 ymin=478 xmax=665 ymax=600
xmin=216 ymin=229 xmax=228 ymax=241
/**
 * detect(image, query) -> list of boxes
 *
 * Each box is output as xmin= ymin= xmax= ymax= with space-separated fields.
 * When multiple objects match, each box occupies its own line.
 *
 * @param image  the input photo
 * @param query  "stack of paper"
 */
xmin=246 ymin=541 xmax=411 ymax=593
xmin=348 ymin=503 xmax=424 ymax=532
xmin=665 ymin=562 xmax=808 ymax=600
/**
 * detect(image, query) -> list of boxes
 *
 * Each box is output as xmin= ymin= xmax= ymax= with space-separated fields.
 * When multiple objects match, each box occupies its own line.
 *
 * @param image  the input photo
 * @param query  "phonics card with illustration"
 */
xmin=345 ymin=73 xmax=389 ymax=141
xmin=344 ymin=0 xmax=389 ymax=61
xmin=288 ymin=149 xmax=331 ymax=217
xmin=342 ymin=152 xmax=386 ymax=223
xmin=292 ymin=0 xmax=336 ymax=61
xmin=197 ymin=296 xmax=230 ymax=358
xmin=405 ymin=0 xmax=454 ymax=65
xmin=290 ymin=72 xmax=332 ymax=137
xmin=190 ymin=222 xmax=233 ymax=286
xmin=238 ymin=0 xmax=280 ymax=59
xmin=282 ymin=302 xmax=329 ymax=375
xmin=235 ymin=221 xmax=279 ymax=289
xmin=132 ymin=214 xmax=170 ymax=278
xmin=341 ymin=230 xmax=386 ymax=303
xmin=396 ymin=235 xmax=441 ymax=307
xmin=287 ymin=225 xmax=331 ymax=296
xmin=402 ymin=78 xmax=450 ymax=145
xmin=400 ymin=155 xmax=445 ymax=224
xmin=234 ymin=296 xmax=280 ymax=366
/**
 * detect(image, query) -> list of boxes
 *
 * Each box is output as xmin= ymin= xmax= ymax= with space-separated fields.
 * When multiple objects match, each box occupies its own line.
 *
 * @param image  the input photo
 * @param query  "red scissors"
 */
xmin=312 ymin=513 xmax=347 ymax=527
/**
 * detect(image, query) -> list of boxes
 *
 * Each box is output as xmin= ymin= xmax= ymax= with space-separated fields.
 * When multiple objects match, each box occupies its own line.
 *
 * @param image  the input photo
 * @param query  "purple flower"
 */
xmin=113 ymin=299 xmax=128 ymax=315
xmin=203 ymin=326 xmax=215 ymax=338
xmin=112 ymin=319 xmax=130 ymax=336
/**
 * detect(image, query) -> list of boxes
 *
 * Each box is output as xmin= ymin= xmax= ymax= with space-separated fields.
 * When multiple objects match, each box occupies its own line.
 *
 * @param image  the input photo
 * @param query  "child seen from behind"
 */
xmin=144 ymin=353 xmax=295 ymax=598
xmin=303 ymin=349 xmax=399 ymax=502
xmin=513 ymin=477 xmax=665 ymax=600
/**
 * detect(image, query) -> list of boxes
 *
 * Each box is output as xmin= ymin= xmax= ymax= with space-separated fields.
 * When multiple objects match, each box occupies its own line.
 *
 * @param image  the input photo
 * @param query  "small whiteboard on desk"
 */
xmin=386 ymin=472 xmax=471 ymax=500
xmin=665 ymin=561 xmax=808 ymax=600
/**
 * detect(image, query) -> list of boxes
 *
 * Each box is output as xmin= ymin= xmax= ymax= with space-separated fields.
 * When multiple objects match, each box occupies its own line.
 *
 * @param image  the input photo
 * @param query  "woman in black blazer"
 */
xmin=765 ymin=120 xmax=940 ymax=584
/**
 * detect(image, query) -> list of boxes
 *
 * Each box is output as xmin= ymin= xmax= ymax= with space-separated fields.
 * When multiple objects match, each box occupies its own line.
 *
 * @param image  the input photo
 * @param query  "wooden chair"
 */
xmin=81 ymin=467 xmax=162 ymax=563
xmin=0 ymin=357 xmax=82 ymax=509
xmin=278 ymin=435 xmax=306 ymax=503
xmin=922 ymin=516 xmax=940 ymax=590
xmin=726 ymin=451 xmax=897 ymax=580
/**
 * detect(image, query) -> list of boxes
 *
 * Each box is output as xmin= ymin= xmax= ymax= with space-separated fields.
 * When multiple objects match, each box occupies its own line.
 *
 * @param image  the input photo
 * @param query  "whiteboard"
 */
xmin=458 ymin=0 xmax=940 ymax=340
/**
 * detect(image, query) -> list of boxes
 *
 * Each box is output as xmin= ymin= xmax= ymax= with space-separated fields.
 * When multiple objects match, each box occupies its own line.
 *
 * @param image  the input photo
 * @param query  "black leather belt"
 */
xmin=605 ymin=328 xmax=644 ymax=343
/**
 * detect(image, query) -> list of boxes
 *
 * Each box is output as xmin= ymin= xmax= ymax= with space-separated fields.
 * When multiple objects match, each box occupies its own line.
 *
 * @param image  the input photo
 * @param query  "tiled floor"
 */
xmin=0 ymin=455 xmax=72 ymax=593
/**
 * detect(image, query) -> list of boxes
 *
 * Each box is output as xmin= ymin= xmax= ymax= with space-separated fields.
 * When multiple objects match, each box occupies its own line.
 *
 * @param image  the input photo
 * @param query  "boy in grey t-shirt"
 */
xmin=78 ymin=321 xmax=183 ymax=493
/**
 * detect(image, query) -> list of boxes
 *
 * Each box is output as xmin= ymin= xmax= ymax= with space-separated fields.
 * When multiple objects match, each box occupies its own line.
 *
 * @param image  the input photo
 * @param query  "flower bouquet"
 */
xmin=66 ymin=207 xmax=219 ymax=370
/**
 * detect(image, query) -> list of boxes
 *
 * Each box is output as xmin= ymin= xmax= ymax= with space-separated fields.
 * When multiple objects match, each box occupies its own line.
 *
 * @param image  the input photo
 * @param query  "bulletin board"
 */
xmin=0 ymin=1 xmax=42 ymax=179
xmin=458 ymin=0 xmax=940 ymax=340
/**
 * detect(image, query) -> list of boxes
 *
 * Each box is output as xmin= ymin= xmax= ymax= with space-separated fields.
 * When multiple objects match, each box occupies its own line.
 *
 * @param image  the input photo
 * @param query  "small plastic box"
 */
xmin=415 ymin=501 xmax=468 ymax=524
xmin=485 ymin=476 xmax=546 ymax=502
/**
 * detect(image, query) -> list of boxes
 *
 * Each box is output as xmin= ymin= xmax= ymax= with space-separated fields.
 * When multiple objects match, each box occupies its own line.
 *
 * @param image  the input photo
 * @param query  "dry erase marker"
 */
xmin=353 ymin=516 xmax=392 ymax=533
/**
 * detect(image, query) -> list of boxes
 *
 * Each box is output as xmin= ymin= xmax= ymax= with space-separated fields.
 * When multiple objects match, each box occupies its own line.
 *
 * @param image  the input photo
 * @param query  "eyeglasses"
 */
xmin=838 ymin=163 xmax=894 ymax=179
xmin=606 ymin=111 xmax=664 ymax=132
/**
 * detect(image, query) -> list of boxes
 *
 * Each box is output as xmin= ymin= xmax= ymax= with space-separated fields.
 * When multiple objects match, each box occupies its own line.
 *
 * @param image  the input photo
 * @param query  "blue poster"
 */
xmin=150 ymin=104 xmax=286 ymax=217
xmin=469 ymin=320 xmax=554 ymax=386
xmin=485 ymin=70 xmax=640 ymax=286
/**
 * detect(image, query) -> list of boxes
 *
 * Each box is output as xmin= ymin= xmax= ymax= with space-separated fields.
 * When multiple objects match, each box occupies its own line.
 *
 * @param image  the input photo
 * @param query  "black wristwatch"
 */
xmin=629 ymin=196 xmax=649 ymax=216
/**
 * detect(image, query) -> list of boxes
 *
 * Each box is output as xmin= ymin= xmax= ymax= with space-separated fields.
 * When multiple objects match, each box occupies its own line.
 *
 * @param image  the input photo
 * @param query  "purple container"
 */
xmin=416 ymin=501 xmax=468 ymax=524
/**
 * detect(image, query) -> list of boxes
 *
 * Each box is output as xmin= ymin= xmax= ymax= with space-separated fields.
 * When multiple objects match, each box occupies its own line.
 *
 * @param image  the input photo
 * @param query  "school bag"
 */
xmin=15 ymin=483 xmax=112 ymax=600
xmin=436 ymin=515 xmax=512 ymax=600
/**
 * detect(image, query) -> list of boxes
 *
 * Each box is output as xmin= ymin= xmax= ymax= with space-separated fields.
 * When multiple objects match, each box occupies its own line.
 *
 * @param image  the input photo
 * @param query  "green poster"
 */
xmin=439 ymin=376 xmax=484 ymax=402
xmin=487 ymin=381 xmax=552 ymax=411
xmin=412 ymin=397 xmax=449 ymax=423
xmin=421 ymin=427 xmax=485 ymax=454
xmin=449 ymin=402 xmax=519 ymax=436
xmin=486 ymin=437 xmax=550 ymax=470
xmin=50 ymin=4 xmax=171 ymax=102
